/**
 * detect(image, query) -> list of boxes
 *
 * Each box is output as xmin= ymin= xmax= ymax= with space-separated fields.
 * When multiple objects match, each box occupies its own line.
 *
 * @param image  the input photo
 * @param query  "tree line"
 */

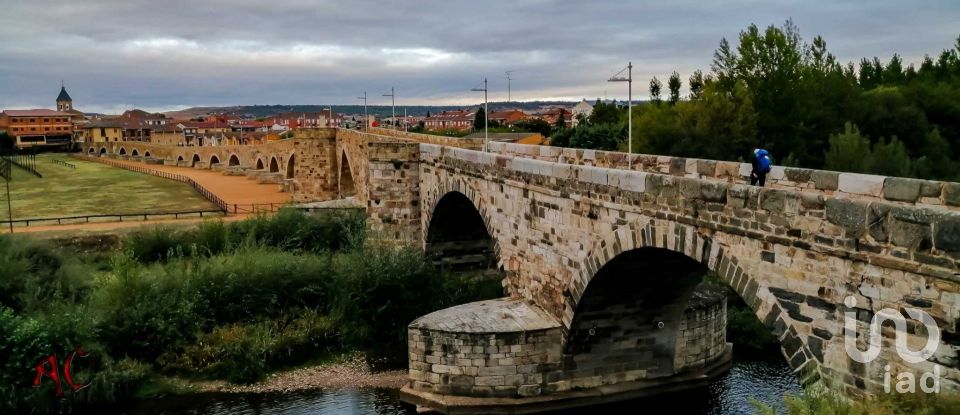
xmin=552 ymin=20 xmax=960 ymax=181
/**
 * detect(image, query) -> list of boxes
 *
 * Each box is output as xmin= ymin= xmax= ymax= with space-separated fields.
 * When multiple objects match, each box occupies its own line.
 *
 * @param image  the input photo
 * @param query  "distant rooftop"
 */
xmin=2 ymin=109 xmax=73 ymax=117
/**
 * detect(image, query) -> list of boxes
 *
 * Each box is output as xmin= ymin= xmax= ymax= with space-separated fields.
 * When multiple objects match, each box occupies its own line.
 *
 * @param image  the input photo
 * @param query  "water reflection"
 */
xmin=107 ymin=353 xmax=800 ymax=415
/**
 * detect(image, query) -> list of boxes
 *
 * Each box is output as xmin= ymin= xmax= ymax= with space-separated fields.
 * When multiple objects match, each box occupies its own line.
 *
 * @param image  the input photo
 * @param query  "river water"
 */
xmin=108 ymin=352 xmax=801 ymax=415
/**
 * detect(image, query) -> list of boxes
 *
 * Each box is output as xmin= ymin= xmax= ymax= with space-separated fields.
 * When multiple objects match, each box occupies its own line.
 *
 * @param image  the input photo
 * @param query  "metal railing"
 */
xmin=0 ymin=210 xmax=225 ymax=228
xmin=0 ymin=152 xmax=41 ymax=178
xmin=53 ymin=159 xmax=76 ymax=169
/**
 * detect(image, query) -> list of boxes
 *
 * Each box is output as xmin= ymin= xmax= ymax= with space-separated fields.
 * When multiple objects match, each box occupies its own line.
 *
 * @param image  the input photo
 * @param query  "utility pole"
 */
xmin=383 ymin=87 xmax=395 ymax=129
xmin=357 ymin=91 xmax=368 ymax=131
xmin=505 ymin=70 xmax=514 ymax=103
xmin=607 ymin=61 xmax=633 ymax=168
xmin=470 ymin=77 xmax=489 ymax=152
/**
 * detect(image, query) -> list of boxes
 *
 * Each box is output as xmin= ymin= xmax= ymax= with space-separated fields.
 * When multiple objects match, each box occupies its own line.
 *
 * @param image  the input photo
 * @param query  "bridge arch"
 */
xmin=131 ymin=149 xmax=140 ymax=157
xmin=191 ymin=153 xmax=201 ymax=167
xmin=567 ymin=217 xmax=821 ymax=385
xmin=269 ymin=156 xmax=279 ymax=173
xmin=286 ymin=154 xmax=295 ymax=179
xmin=228 ymin=154 xmax=241 ymax=167
xmin=255 ymin=157 xmax=264 ymax=170
xmin=176 ymin=155 xmax=184 ymax=164
xmin=210 ymin=154 xmax=221 ymax=166
xmin=144 ymin=151 xmax=151 ymax=158
xmin=87 ymin=147 xmax=95 ymax=156
xmin=118 ymin=147 xmax=127 ymax=155
xmin=338 ymin=151 xmax=356 ymax=198
xmin=98 ymin=147 xmax=107 ymax=157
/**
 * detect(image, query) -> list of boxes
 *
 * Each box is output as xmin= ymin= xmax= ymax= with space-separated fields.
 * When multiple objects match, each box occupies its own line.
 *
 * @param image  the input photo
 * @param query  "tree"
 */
xmin=514 ymin=119 xmax=551 ymax=137
xmin=871 ymin=136 xmax=912 ymax=177
xmin=825 ymin=123 xmax=873 ymax=173
xmin=554 ymin=111 xmax=566 ymax=130
xmin=688 ymin=70 xmax=704 ymax=100
xmin=588 ymin=99 xmax=623 ymax=125
xmin=649 ymin=77 xmax=662 ymax=105
xmin=473 ymin=107 xmax=486 ymax=131
xmin=668 ymin=71 xmax=682 ymax=105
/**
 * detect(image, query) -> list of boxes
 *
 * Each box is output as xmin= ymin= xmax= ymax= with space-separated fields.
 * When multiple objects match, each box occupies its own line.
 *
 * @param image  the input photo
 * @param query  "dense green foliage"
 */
xmin=0 ymin=209 xmax=501 ymax=412
xmin=753 ymin=387 xmax=960 ymax=415
xmin=553 ymin=21 xmax=960 ymax=181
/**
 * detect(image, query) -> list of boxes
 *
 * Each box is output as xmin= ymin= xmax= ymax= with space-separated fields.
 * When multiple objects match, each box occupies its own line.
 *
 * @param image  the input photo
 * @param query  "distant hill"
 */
xmin=163 ymin=101 xmax=586 ymax=119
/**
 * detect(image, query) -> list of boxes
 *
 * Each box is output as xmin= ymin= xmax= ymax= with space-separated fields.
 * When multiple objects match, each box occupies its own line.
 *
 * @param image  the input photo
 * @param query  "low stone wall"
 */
xmin=486 ymin=142 xmax=960 ymax=209
xmin=368 ymin=127 xmax=485 ymax=150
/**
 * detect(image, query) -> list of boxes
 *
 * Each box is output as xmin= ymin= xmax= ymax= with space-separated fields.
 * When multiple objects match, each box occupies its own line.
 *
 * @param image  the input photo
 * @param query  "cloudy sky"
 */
xmin=1 ymin=0 xmax=958 ymax=113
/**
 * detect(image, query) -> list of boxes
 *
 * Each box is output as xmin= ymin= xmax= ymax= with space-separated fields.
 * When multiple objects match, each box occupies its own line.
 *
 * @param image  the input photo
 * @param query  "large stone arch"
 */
xmin=285 ymin=154 xmax=295 ymax=179
xmin=424 ymin=190 xmax=505 ymax=280
xmin=269 ymin=156 xmax=279 ymax=173
xmin=118 ymin=147 xmax=127 ymax=155
xmin=568 ymin=216 xmax=821 ymax=385
xmin=421 ymin=177 xmax=506 ymax=279
xmin=228 ymin=154 xmax=241 ymax=167
xmin=210 ymin=154 xmax=221 ymax=166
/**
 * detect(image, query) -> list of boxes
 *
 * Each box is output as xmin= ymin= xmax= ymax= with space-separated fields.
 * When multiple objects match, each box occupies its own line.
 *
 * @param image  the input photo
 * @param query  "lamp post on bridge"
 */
xmin=607 ymin=61 xmax=633 ymax=169
xmin=383 ymin=87 xmax=395 ymax=130
xmin=470 ymin=77 xmax=488 ymax=152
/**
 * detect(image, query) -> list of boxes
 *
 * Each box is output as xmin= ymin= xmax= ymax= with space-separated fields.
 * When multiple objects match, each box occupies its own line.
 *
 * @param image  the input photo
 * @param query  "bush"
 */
xmin=0 ymin=235 xmax=93 ymax=313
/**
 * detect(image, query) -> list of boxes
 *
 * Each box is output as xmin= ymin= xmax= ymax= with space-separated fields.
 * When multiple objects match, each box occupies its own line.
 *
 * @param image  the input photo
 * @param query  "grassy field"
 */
xmin=1 ymin=153 xmax=216 ymax=220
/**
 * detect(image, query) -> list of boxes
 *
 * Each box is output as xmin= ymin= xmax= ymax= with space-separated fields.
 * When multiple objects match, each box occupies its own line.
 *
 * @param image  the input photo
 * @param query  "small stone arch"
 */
xmin=98 ymin=147 xmax=107 ymax=157
xmin=210 ymin=154 xmax=221 ymax=166
xmin=191 ymin=153 xmax=201 ymax=167
xmin=177 ymin=155 xmax=184 ymax=164
xmin=87 ymin=147 xmax=95 ymax=155
xmin=228 ymin=154 xmax=241 ymax=167
xmin=569 ymin=217 xmax=821 ymax=385
xmin=338 ymin=151 xmax=356 ymax=198
xmin=144 ymin=151 xmax=151 ymax=158
xmin=256 ymin=158 xmax=264 ymax=170
xmin=285 ymin=154 xmax=295 ymax=179
xmin=269 ymin=156 xmax=279 ymax=173
xmin=118 ymin=147 xmax=127 ymax=155
xmin=131 ymin=149 xmax=140 ymax=157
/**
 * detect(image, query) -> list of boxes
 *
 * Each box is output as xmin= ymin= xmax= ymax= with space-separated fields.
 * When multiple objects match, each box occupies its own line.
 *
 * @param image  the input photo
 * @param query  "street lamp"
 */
xmin=608 ymin=61 xmax=633 ymax=168
xmin=382 ymin=87 xmax=395 ymax=130
xmin=505 ymin=70 xmax=515 ymax=103
xmin=471 ymin=77 xmax=488 ymax=152
xmin=357 ymin=91 xmax=367 ymax=131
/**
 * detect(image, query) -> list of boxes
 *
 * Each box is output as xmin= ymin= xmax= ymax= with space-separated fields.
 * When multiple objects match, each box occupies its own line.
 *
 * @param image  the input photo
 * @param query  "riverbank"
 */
xmin=193 ymin=354 xmax=408 ymax=394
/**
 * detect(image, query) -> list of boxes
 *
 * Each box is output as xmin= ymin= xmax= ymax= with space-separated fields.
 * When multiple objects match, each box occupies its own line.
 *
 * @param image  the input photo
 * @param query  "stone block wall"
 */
xmin=292 ymin=132 xmax=337 ymax=202
xmin=486 ymin=141 xmax=960 ymax=208
xmin=366 ymin=141 xmax=422 ymax=242
xmin=674 ymin=290 xmax=727 ymax=372
xmin=368 ymin=127 xmax=485 ymax=150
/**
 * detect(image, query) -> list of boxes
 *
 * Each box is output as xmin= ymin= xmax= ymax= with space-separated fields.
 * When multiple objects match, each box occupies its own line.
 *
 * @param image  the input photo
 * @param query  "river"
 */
xmin=106 ymin=352 xmax=801 ymax=415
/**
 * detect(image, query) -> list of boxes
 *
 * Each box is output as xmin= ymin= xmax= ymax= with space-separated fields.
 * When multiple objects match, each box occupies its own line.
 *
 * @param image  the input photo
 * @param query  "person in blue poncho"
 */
xmin=751 ymin=149 xmax=772 ymax=187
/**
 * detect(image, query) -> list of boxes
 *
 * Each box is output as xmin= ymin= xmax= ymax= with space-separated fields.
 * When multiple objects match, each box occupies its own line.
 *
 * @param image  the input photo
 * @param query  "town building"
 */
xmin=536 ymin=107 xmax=573 ymax=128
xmin=423 ymin=110 xmax=475 ymax=131
xmin=0 ymin=85 xmax=85 ymax=148
xmin=488 ymin=110 xmax=527 ymax=126
xmin=571 ymin=99 xmax=594 ymax=126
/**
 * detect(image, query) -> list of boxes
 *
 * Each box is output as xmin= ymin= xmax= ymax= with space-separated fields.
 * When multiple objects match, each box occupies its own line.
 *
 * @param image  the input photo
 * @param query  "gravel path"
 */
xmin=195 ymin=356 xmax=408 ymax=394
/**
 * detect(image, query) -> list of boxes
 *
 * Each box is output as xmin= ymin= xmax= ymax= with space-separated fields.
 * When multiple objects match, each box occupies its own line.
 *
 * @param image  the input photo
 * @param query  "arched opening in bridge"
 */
xmin=338 ymin=152 xmax=356 ymax=198
xmin=177 ymin=155 xmax=184 ymax=165
xmin=118 ymin=147 xmax=126 ymax=156
xmin=286 ymin=155 xmax=295 ymax=179
xmin=566 ymin=246 xmax=793 ymax=389
xmin=210 ymin=154 xmax=221 ymax=166
xmin=87 ymin=147 xmax=94 ymax=156
xmin=425 ymin=191 xmax=502 ymax=280
xmin=229 ymin=154 xmax=240 ymax=167
xmin=191 ymin=154 xmax=200 ymax=167
xmin=269 ymin=157 xmax=279 ymax=173
xmin=131 ymin=149 xmax=139 ymax=157
xmin=256 ymin=158 xmax=264 ymax=170
xmin=144 ymin=151 xmax=151 ymax=158
xmin=98 ymin=148 xmax=106 ymax=157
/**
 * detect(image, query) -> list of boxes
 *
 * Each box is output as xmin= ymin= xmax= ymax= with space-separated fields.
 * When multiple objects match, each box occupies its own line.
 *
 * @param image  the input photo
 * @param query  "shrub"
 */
xmin=0 ymin=235 xmax=93 ymax=313
xmin=124 ymin=226 xmax=190 ymax=263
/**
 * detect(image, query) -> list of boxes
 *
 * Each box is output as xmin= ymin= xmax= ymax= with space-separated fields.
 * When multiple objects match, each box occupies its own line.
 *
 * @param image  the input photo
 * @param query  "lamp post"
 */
xmin=471 ymin=77 xmax=488 ymax=152
xmin=357 ymin=91 xmax=367 ymax=131
xmin=505 ymin=70 xmax=514 ymax=103
xmin=382 ymin=87 xmax=395 ymax=130
xmin=608 ymin=61 xmax=633 ymax=169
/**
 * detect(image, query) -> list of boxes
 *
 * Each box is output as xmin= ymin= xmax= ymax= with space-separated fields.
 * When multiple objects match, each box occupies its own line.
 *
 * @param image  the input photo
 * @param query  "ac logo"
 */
xmin=32 ymin=346 xmax=90 ymax=399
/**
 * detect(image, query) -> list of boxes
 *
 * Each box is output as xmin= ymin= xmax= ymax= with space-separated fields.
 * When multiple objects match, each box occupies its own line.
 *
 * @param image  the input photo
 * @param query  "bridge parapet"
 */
xmin=486 ymin=141 xmax=960 ymax=209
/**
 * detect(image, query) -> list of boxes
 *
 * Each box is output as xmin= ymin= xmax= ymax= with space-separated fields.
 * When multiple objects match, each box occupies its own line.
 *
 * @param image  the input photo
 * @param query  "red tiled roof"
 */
xmin=2 ymin=109 xmax=73 ymax=117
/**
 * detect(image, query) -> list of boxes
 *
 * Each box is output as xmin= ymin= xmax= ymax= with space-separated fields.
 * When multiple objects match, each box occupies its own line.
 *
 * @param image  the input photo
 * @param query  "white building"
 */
xmin=571 ymin=99 xmax=594 ymax=127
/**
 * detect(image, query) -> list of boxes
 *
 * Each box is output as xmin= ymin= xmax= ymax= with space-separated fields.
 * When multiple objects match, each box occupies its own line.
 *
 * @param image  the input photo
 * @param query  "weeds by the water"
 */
xmin=0 ymin=209 xmax=502 ymax=413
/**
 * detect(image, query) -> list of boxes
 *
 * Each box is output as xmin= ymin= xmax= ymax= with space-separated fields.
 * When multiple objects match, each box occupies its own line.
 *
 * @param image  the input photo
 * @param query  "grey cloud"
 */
xmin=0 ymin=0 xmax=957 ymax=113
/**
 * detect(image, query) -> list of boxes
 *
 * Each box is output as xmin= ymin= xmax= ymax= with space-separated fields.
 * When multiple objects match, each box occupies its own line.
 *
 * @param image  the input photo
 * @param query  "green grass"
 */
xmin=2 ymin=154 xmax=215 ymax=220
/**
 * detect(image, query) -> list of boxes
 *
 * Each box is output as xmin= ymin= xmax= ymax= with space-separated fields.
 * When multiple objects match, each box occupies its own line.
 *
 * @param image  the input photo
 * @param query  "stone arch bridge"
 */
xmin=86 ymin=127 xmax=960 ymax=412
